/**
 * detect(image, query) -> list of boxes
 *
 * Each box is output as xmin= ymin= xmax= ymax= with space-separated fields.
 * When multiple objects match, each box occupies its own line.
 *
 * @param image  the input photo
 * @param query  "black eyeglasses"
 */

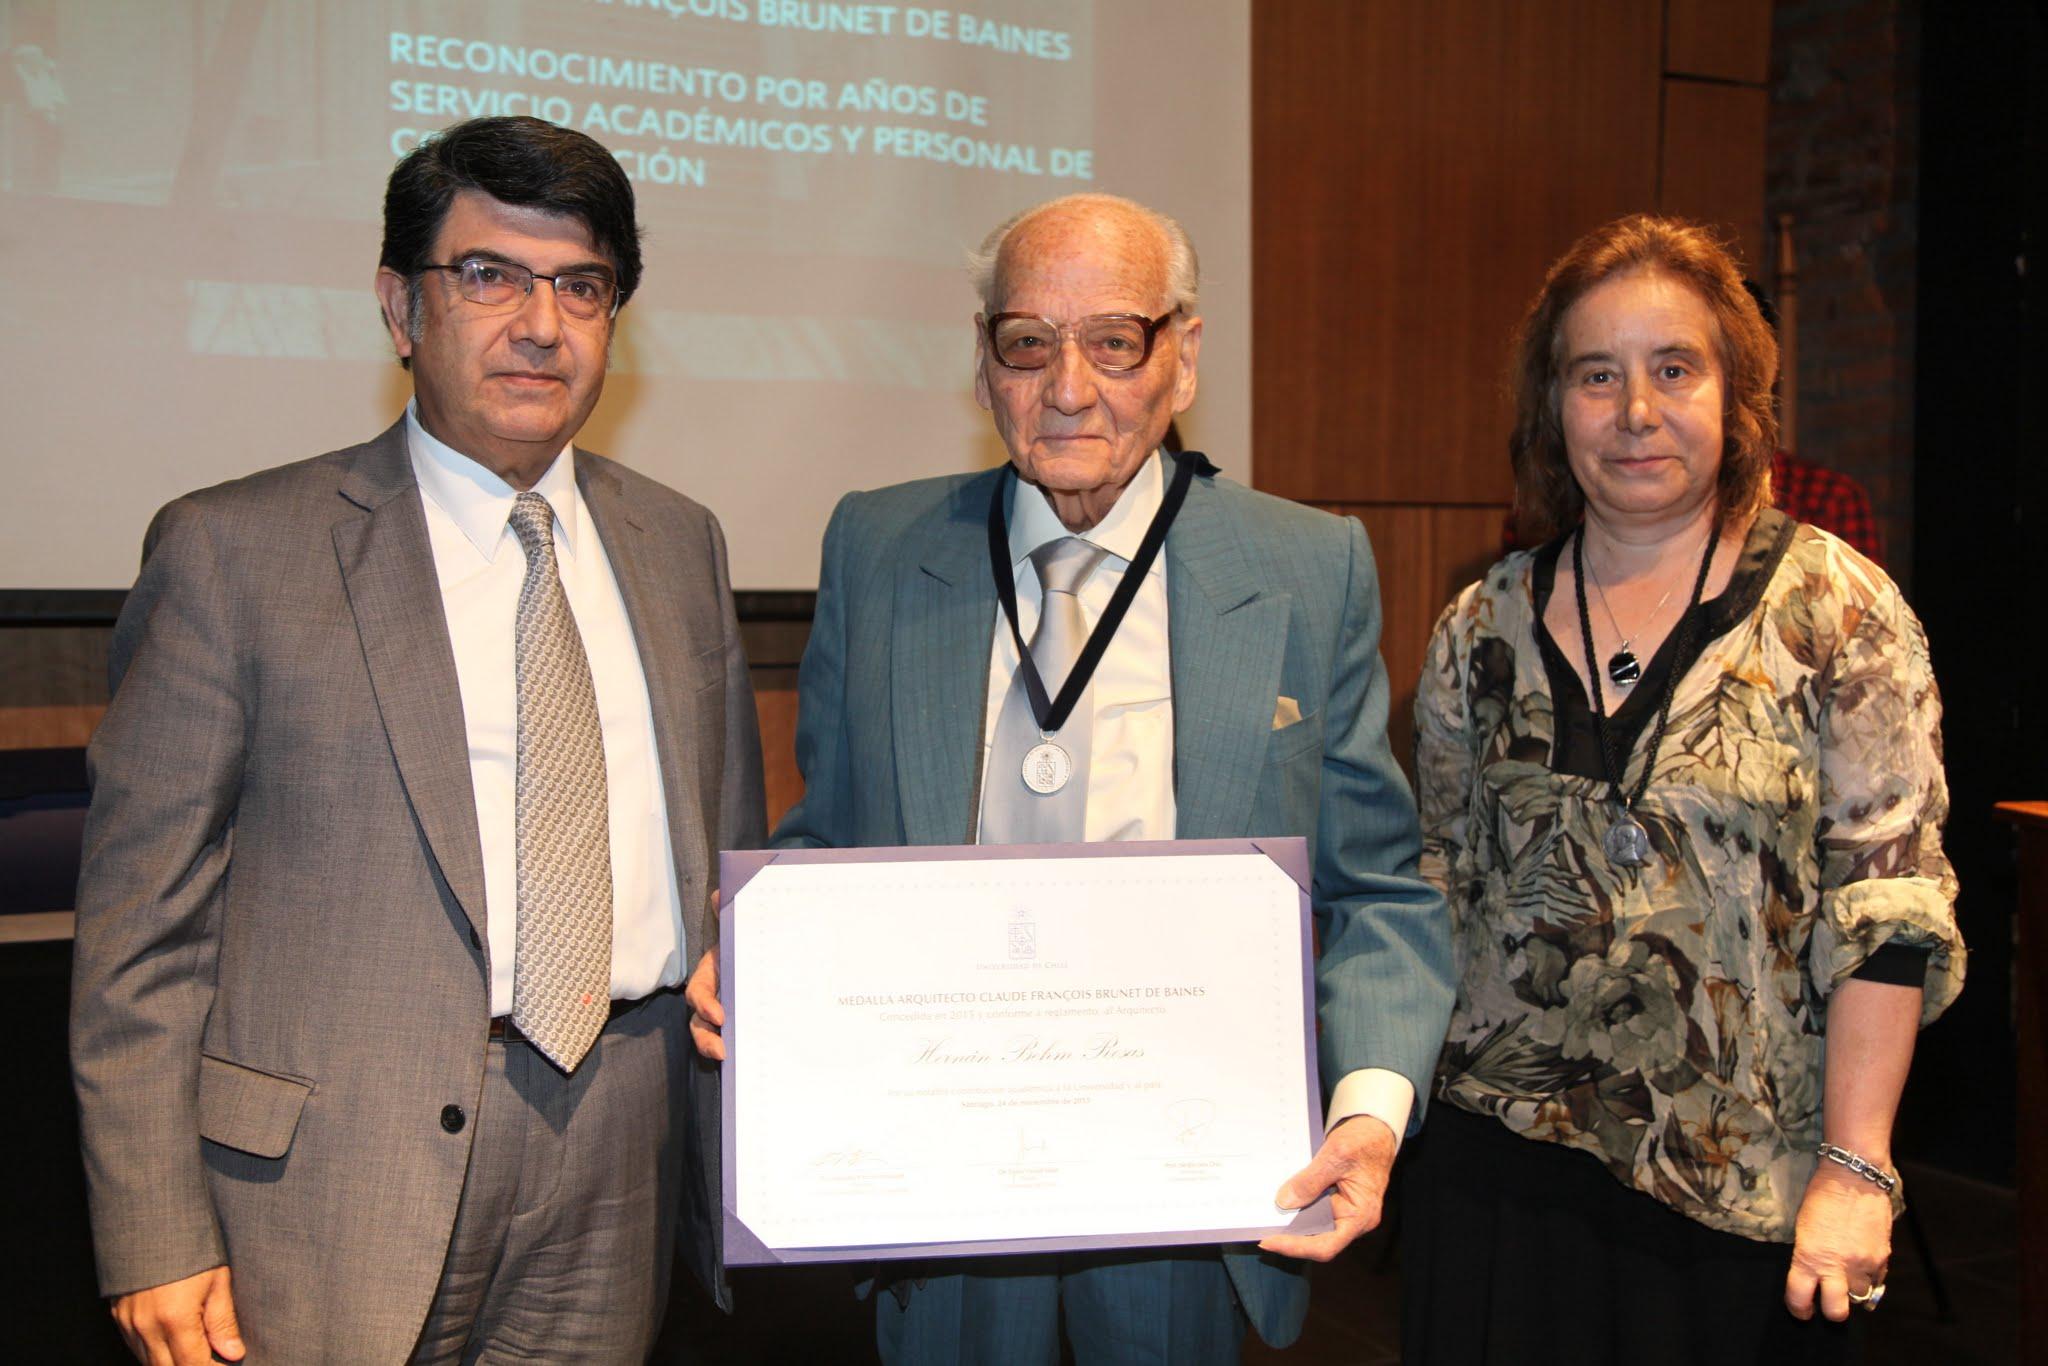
xmin=421 ymin=258 xmax=620 ymax=320
xmin=981 ymin=310 xmax=1178 ymax=373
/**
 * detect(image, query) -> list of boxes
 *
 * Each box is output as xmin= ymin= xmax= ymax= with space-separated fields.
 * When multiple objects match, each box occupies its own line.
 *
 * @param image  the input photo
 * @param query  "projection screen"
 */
xmin=0 ymin=0 xmax=1249 ymax=591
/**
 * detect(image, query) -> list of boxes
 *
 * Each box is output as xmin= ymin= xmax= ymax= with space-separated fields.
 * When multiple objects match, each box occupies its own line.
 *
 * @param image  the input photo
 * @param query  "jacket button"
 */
xmin=440 ymin=1104 xmax=466 ymax=1134
xmin=469 ymin=927 xmax=482 ymax=950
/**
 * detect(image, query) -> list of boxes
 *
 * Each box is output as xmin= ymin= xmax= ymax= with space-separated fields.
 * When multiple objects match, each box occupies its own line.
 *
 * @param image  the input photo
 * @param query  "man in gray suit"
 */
xmin=689 ymin=194 xmax=1452 ymax=1362
xmin=71 ymin=115 xmax=763 ymax=1364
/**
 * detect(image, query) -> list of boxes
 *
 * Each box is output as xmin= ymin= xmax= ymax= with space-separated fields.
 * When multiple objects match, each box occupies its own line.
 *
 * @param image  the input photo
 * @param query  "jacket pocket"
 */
xmin=197 ymin=1054 xmax=313 ymax=1160
xmin=1265 ymin=711 xmax=1324 ymax=764
xmin=686 ymin=639 xmax=728 ymax=694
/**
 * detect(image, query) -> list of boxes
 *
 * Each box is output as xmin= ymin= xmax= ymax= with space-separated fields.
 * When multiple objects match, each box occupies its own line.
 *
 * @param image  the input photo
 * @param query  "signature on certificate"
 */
xmin=1165 ymin=1098 xmax=1216 ymax=1147
xmin=811 ymin=1147 xmax=888 ymax=1168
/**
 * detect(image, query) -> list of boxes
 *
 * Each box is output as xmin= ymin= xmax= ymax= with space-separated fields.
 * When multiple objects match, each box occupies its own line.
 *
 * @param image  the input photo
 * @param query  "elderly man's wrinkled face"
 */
xmin=975 ymin=207 xmax=1201 ymax=530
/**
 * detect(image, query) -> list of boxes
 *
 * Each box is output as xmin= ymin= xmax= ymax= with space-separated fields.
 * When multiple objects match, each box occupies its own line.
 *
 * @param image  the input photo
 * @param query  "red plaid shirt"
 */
xmin=1772 ymin=450 xmax=1884 ymax=564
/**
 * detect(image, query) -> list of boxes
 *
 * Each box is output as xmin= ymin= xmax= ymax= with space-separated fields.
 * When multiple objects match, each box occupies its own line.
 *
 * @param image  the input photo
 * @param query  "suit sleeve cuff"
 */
xmin=1326 ymin=1068 xmax=1415 ymax=1149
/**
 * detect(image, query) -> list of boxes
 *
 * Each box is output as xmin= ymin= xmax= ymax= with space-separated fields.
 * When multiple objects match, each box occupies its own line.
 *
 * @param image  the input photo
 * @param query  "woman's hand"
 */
xmin=1784 ymin=1162 xmax=1892 ymax=1321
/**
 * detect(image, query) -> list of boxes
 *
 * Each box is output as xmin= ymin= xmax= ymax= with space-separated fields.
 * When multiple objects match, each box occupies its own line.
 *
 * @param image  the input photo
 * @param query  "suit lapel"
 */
xmin=1168 ymin=477 xmax=1290 ymax=840
xmin=893 ymin=472 xmax=1002 ymax=845
xmin=579 ymin=455 xmax=712 ymax=946
xmin=332 ymin=422 xmax=488 ymax=939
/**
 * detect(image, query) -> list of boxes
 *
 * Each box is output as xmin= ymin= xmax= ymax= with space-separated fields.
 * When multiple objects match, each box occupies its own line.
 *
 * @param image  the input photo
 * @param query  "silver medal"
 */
xmin=1604 ymin=813 xmax=1651 ymax=867
xmin=1021 ymin=741 xmax=1072 ymax=794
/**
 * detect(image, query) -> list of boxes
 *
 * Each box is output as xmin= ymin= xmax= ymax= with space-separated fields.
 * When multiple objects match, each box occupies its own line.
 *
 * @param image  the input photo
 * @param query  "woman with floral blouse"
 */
xmin=1402 ymin=215 xmax=1963 ymax=1365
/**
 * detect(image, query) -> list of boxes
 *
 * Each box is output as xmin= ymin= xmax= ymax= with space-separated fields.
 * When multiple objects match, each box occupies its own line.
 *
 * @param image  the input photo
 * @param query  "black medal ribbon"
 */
xmin=1573 ymin=522 xmax=1717 ymax=866
xmin=987 ymin=451 xmax=1213 ymax=737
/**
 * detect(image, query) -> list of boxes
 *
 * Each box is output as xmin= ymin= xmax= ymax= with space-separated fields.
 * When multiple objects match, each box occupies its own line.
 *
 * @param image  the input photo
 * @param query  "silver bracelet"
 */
xmin=1816 ymin=1142 xmax=1898 ymax=1194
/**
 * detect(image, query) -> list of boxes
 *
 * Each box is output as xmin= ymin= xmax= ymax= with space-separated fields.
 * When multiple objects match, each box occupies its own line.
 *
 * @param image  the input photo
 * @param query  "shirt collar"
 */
xmin=405 ymin=401 xmax=581 ymax=562
xmin=1007 ymin=450 xmax=1166 ymax=572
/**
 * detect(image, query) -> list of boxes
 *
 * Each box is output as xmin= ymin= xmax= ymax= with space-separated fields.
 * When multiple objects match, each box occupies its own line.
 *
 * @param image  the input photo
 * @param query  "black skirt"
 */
xmin=1400 ymin=1105 xmax=1865 ymax=1366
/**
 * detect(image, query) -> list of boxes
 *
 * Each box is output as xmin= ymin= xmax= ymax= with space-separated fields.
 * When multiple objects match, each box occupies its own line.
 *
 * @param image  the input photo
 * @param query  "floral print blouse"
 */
xmin=1415 ymin=511 xmax=1964 ymax=1243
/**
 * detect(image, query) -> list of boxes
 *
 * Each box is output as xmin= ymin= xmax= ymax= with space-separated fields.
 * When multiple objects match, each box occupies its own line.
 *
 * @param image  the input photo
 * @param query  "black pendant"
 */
xmin=1607 ymin=649 xmax=1642 ymax=688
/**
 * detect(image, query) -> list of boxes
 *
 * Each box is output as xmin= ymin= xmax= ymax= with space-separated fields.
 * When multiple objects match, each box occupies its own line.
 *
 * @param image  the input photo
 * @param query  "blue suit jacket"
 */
xmin=772 ymin=463 xmax=1452 ymax=1347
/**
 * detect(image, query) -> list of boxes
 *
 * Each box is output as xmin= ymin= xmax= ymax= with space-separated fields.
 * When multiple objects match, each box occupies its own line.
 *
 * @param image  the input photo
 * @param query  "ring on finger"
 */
xmin=1848 ymin=1283 xmax=1886 ymax=1311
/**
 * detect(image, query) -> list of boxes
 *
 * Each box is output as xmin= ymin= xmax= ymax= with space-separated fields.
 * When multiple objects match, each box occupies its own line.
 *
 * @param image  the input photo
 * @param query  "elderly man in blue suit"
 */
xmin=690 ymin=192 xmax=1451 ymax=1363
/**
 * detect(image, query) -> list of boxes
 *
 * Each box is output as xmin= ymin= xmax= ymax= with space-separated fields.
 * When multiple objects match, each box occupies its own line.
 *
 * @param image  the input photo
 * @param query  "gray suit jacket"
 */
xmin=771 ymin=463 xmax=1453 ymax=1348
xmin=70 ymin=421 xmax=765 ymax=1359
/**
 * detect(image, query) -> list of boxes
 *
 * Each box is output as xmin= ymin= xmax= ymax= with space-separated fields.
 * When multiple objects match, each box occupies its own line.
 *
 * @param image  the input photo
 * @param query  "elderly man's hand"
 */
xmin=1256 ymin=1115 xmax=1398 ymax=1262
xmin=112 ymin=1265 xmax=244 ymax=1366
xmin=685 ymin=946 xmax=725 ymax=1061
xmin=1785 ymin=1164 xmax=1893 ymax=1322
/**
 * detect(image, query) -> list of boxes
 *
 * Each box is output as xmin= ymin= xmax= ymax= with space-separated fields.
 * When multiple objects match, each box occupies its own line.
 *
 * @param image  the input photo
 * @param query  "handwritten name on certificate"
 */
xmin=726 ymin=848 xmax=1320 ymax=1255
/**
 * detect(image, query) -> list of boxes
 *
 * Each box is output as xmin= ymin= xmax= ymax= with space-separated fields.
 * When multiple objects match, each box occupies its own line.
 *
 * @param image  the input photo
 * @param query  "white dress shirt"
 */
xmin=975 ymin=451 xmax=1414 ymax=1142
xmin=977 ymin=450 xmax=1178 ymax=842
xmin=407 ymin=405 xmax=686 ymax=1018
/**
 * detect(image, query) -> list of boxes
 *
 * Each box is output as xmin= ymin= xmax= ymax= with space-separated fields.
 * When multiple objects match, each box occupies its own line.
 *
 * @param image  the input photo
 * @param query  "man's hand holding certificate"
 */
xmin=705 ymin=840 xmax=1337 ymax=1263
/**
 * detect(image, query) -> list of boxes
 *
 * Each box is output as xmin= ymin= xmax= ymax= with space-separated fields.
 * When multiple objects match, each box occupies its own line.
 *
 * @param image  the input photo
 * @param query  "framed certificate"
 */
xmin=719 ymin=838 xmax=1333 ymax=1265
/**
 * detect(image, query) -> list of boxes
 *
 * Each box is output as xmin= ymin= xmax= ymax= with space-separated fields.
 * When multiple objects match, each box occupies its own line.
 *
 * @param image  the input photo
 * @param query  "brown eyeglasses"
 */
xmin=981 ymin=310 xmax=1178 ymax=373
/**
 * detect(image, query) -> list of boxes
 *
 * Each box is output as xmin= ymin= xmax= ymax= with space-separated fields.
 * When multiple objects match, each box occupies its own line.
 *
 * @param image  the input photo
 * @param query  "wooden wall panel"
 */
xmin=0 ymin=626 xmax=111 ymax=750
xmin=0 ymin=705 xmax=103 ymax=750
xmin=1660 ymin=80 xmax=1771 ymax=273
xmin=1253 ymin=0 xmax=1664 ymax=507
xmin=1327 ymin=504 xmax=1509 ymax=779
xmin=752 ymin=668 xmax=803 ymax=832
xmin=1252 ymin=2 xmax=1770 ymax=796
xmin=0 ymin=614 xmax=809 ymax=846
xmin=1665 ymin=0 xmax=1773 ymax=84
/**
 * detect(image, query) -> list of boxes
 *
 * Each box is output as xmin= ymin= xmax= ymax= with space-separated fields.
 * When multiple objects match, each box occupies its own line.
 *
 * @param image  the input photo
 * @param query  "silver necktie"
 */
xmin=507 ymin=492 xmax=612 ymax=1072
xmin=982 ymin=536 xmax=1110 ymax=845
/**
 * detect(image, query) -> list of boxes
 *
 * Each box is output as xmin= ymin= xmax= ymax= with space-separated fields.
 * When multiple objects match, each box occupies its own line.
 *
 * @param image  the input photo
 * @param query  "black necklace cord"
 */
xmin=986 ymin=451 xmax=1208 ymax=736
xmin=1573 ymin=521 xmax=1719 ymax=814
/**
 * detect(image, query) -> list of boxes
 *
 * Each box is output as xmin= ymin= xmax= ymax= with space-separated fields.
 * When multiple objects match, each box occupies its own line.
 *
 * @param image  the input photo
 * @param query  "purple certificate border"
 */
xmin=717 ymin=836 xmax=1333 ymax=1267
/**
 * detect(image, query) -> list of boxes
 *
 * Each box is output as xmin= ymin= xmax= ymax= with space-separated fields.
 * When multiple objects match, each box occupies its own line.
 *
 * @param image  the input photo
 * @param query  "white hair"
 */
xmin=965 ymin=193 xmax=1201 ymax=313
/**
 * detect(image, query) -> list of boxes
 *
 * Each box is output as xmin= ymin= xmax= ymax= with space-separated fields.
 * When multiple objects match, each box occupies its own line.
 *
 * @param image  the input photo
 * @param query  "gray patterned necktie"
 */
xmin=982 ymin=536 xmax=1111 ymax=845
xmin=507 ymin=491 xmax=612 ymax=1072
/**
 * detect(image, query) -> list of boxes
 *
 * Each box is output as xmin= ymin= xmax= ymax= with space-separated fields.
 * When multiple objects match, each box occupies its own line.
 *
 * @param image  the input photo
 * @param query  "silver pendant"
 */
xmin=1022 ymin=741 xmax=1072 ymax=794
xmin=1604 ymin=813 xmax=1651 ymax=867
